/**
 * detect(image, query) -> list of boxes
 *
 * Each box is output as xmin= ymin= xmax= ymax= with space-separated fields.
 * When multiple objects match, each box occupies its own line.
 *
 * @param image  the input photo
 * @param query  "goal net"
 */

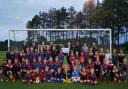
xmin=8 ymin=29 xmax=112 ymax=54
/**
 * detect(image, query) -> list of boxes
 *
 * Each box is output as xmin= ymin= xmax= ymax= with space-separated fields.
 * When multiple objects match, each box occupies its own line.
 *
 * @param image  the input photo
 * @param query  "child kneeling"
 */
xmin=87 ymin=68 xmax=97 ymax=85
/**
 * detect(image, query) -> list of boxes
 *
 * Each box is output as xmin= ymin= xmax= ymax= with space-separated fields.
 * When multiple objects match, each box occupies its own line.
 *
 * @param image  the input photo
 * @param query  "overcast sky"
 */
xmin=0 ymin=0 xmax=104 ymax=41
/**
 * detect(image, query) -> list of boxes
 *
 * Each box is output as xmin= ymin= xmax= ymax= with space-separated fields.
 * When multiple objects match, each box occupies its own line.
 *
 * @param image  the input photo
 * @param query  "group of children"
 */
xmin=0 ymin=41 xmax=128 ymax=85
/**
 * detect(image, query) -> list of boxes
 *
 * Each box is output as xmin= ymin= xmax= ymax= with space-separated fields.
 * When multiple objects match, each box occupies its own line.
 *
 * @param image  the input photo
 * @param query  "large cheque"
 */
xmin=62 ymin=48 xmax=69 ymax=54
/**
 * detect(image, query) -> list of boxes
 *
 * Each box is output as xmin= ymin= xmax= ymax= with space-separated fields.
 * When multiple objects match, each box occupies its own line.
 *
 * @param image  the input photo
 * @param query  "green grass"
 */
xmin=0 ymin=80 xmax=128 ymax=89
xmin=0 ymin=51 xmax=128 ymax=89
xmin=0 ymin=51 xmax=6 ymax=59
xmin=0 ymin=51 xmax=6 ymax=64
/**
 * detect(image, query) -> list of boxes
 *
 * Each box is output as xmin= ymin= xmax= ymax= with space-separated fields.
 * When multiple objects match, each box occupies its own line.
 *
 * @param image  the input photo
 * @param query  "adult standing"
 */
xmin=75 ymin=40 xmax=82 ymax=56
xmin=92 ymin=42 xmax=98 ymax=56
xmin=66 ymin=41 xmax=73 ymax=64
xmin=82 ymin=43 xmax=88 ymax=64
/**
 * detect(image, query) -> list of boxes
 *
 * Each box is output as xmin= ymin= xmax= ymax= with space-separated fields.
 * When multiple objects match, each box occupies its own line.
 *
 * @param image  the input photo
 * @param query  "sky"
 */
xmin=0 ymin=0 xmax=89 ymax=41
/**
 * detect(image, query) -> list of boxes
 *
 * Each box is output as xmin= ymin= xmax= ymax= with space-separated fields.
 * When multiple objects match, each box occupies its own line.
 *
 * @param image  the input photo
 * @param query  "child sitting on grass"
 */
xmin=120 ymin=58 xmax=128 ymax=82
xmin=71 ymin=67 xmax=80 ymax=82
xmin=32 ymin=67 xmax=44 ymax=84
xmin=22 ymin=70 xmax=32 ymax=84
xmin=101 ymin=59 xmax=107 ymax=80
xmin=12 ymin=59 xmax=21 ymax=82
xmin=80 ymin=67 xmax=88 ymax=84
xmin=6 ymin=59 xmax=13 ymax=81
xmin=63 ymin=65 xmax=72 ymax=83
xmin=87 ymin=68 xmax=97 ymax=86
xmin=107 ymin=59 xmax=114 ymax=80
xmin=44 ymin=66 xmax=54 ymax=83
xmin=54 ymin=68 xmax=63 ymax=83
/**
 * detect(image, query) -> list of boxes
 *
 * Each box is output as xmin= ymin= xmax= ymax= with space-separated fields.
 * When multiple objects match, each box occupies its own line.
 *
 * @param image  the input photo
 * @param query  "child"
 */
xmin=88 ymin=48 xmax=93 ymax=60
xmin=93 ymin=51 xmax=99 ymax=62
xmin=42 ymin=58 xmax=48 ymax=70
xmin=107 ymin=59 xmax=114 ymax=80
xmin=80 ymin=67 xmax=87 ymax=84
xmin=74 ymin=60 xmax=82 ymax=72
xmin=94 ymin=57 xmax=101 ymax=79
xmin=32 ymin=68 xmax=44 ymax=84
xmin=54 ymin=68 xmax=63 ymax=83
xmin=31 ymin=58 xmax=37 ymax=71
xmin=112 ymin=49 xmax=118 ymax=66
xmin=44 ymin=66 xmax=54 ymax=82
xmin=53 ymin=56 xmax=61 ymax=72
xmin=25 ymin=59 xmax=31 ymax=71
xmin=63 ymin=65 xmax=72 ymax=83
xmin=87 ymin=68 xmax=97 ymax=86
xmin=58 ymin=50 xmax=64 ymax=64
xmin=86 ymin=59 xmax=94 ymax=72
xmin=20 ymin=58 xmax=27 ymax=78
xmin=21 ymin=59 xmax=31 ymax=78
xmin=20 ymin=50 xmax=25 ymax=63
xmin=120 ymin=58 xmax=128 ymax=81
xmin=80 ymin=52 xmax=85 ymax=66
xmin=6 ymin=49 xmax=14 ymax=63
xmin=69 ymin=50 xmax=75 ymax=64
xmin=75 ymin=51 xmax=80 ymax=60
xmin=0 ymin=59 xmax=8 ymax=82
xmin=14 ymin=48 xmax=20 ymax=62
xmin=22 ymin=70 xmax=32 ymax=84
xmin=118 ymin=49 xmax=125 ymax=67
xmin=99 ymin=48 xmax=105 ymax=64
xmin=71 ymin=67 xmax=80 ymax=82
xmin=112 ymin=66 xmax=119 ymax=82
xmin=101 ymin=59 xmax=107 ymax=80
xmin=12 ymin=59 xmax=21 ymax=82
xmin=48 ymin=57 xmax=54 ymax=70
xmin=6 ymin=59 xmax=13 ymax=80
xmin=36 ymin=56 xmax=44 ymax=71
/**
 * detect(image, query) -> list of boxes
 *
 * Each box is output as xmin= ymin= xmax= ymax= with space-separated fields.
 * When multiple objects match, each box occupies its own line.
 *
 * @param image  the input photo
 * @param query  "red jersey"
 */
xmin=80 ymin=54 xmax=85 ymax=63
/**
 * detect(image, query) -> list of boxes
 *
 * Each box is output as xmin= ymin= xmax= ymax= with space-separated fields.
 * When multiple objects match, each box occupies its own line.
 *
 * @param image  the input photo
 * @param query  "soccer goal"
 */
xmin=8 ymin=29 xmax=112 ymax=54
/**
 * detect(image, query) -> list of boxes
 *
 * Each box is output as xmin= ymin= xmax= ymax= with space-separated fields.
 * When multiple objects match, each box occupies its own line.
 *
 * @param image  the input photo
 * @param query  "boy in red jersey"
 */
xmin=6 ymin=59 xmax=13 ymax=80
xmin=94 ymin=57 xmax=101 ymax=79
xmin=107 ymin=59 xmax=114 ymax=80
xmin=80 ymin=67 xmax=88 ymax=84
xmin=32 ymin=68 xmax=44 ymax=84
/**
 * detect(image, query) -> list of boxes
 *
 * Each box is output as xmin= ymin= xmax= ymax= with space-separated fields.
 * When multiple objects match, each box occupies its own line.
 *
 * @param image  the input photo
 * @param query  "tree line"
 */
xmin=26 ymin=0 xmax=128 ymax=48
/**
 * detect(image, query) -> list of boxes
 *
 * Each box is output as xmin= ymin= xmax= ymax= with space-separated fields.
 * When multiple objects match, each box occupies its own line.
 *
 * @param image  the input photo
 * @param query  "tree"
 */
xmin=91 ymin=0 xmax=128 ymax=47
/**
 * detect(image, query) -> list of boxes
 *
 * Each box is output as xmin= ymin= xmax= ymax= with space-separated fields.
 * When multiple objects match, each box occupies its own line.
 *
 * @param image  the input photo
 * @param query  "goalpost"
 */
xmin=8 ymin=29 xmax=112 ymax=54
